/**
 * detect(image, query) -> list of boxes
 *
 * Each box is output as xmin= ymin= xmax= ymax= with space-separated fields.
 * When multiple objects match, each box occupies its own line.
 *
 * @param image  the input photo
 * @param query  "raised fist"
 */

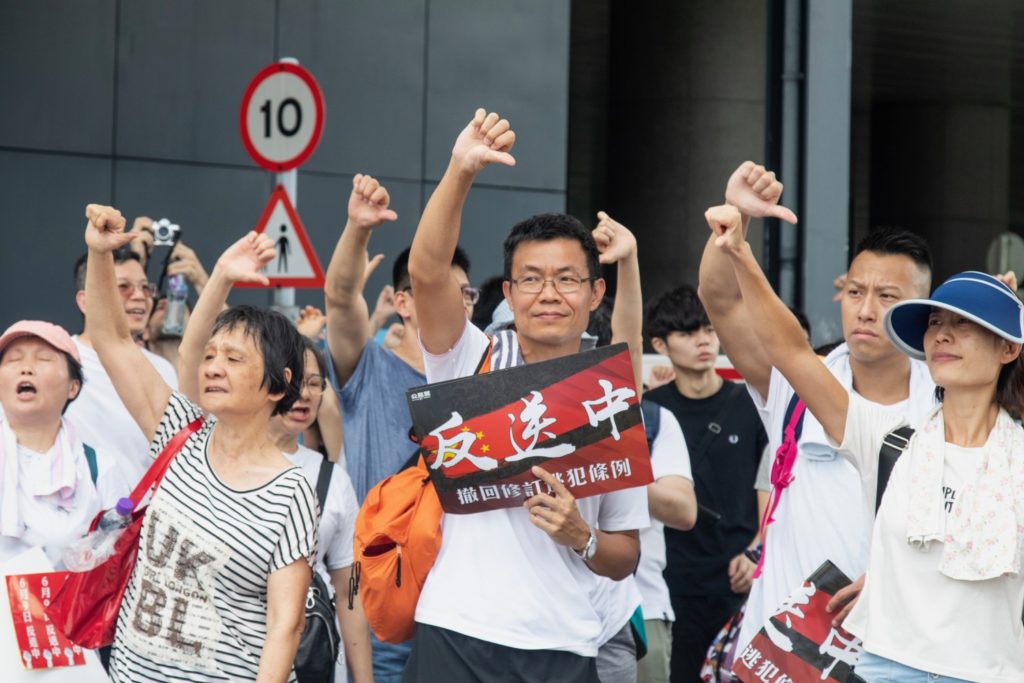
xmin=84 ymin=204 xmax=132 ymax=253
xmin=348 ymin=173 xmax=398 ymax=230
xmin=705 ymin=204 xmax=746 ymax=254
xmin=215 ymin=231 xmax=276 ymax=286
xmin=724 ymin=162 xmax=798 ymax=225
xmin=451 ymin=109 xmax=516 ymax=175
xmin=592 ymin=211 xmax=637 ymax=265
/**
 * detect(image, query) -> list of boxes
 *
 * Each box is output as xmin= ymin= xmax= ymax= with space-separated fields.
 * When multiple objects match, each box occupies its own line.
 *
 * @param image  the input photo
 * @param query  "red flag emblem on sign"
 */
xmin=407 ymin=343 xmax=653 ymax=513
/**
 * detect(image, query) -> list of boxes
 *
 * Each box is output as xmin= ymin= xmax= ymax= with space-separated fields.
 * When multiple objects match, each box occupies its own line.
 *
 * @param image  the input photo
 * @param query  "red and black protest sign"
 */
xmin=733 ymin=561 xmax=862 ymax=683
xmin=406 ymin=343 xmax=653 ymax=514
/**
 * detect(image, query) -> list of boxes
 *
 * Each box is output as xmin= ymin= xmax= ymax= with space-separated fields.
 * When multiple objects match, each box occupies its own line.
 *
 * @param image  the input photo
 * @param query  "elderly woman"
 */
xmin=0 ymin=320 xmax=127 ymax=567
xmin=82 ymin=204 xmax=317 ymax=683
xmin=706 ymin=203 xmax=1024 ymax=682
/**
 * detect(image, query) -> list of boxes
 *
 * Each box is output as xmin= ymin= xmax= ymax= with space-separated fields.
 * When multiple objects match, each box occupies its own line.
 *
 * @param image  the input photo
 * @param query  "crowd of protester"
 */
xmin=1 ymin=107 xmax=1021 ymax=683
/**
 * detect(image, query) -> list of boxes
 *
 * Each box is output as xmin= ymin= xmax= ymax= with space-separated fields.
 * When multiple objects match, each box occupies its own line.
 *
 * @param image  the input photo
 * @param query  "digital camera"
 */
xmin=152 ymin=218 xmax=181 ymax=247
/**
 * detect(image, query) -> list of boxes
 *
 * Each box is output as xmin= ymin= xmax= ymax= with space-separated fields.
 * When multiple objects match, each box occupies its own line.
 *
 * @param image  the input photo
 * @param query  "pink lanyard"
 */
xmin=753 ymin=398 xmax=805 ymax=578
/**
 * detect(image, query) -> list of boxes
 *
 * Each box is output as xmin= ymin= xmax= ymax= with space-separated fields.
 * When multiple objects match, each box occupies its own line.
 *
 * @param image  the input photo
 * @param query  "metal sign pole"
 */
xmin=270 ymin=57 xmax=300 ymax=319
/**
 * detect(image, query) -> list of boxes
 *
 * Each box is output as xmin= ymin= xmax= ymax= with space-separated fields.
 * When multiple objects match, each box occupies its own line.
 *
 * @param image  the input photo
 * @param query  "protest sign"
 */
xmin=5 ymin=572 xmax=86 ymax=670
xmin=407 ymin=342 xmax=653 ymax=513
xmin=733 ymin=561 xmax=861 ymax=683
xmin=1 ymin=547 xmax=108 ymax=681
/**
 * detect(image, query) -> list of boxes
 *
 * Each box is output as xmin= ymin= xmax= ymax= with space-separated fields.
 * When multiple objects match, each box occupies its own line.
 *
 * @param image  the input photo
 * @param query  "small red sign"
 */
xmin=6 ymin=572 xmax=86 ymax=670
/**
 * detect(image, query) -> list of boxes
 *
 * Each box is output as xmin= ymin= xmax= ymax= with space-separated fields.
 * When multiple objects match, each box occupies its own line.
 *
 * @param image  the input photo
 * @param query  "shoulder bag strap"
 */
xmin=876 ymin=426 xmax=914 ymax=513
xmin=83 ymin=443 xmax=98 ymax=485
xmin=128 ymin=417 xmax=205 ymax=507
xmin=315 ymin=456 xmax=333 ymax=521
xmin=640 ymin=399 xmax=661 ymax=452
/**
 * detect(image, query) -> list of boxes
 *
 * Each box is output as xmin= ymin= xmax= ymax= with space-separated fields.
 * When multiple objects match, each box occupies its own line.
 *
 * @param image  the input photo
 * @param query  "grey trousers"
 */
xmin=597 ymin=621 xmax=637 ymax=683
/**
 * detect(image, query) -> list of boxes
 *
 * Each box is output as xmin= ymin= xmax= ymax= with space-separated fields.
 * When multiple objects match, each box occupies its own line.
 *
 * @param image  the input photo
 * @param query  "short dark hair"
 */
xmin=853 ymin=228 xmax=932 ymax=275
xmin=209 ymin=305 xmax=304 ymax=416
xmin=644 ymin=285 xmax=710 ymax=340
xmin=299 ymin=336 xmax=328 ymax=380
xmin=587 ymin=301 xmax=613 ymax=347
xmin=502 ymin=214 xmax=601 ymax=282
xmin=392 ymin=245 xmax=472 ymax=292
xmin=73 ymin=246 xmax=142 ymax=292
xmin=470 ymin=275 xmax=507 ymax=330
xmin=63 ymin=353 xmax=83 ymax=414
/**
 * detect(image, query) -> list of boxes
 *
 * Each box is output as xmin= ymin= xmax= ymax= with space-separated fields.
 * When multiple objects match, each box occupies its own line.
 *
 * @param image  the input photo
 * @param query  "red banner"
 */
xmin=5 ymin=572 xmax=86 ymax=670
xmin=408 ymin=343 xmax=653 ymax=513
xmin=733 ymin=561 xmax=861 ymax=683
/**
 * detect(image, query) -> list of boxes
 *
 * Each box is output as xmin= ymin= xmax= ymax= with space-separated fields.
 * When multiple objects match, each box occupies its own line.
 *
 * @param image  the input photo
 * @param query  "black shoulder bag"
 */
xmin=294 ymin=457 xmax=342 ymax=683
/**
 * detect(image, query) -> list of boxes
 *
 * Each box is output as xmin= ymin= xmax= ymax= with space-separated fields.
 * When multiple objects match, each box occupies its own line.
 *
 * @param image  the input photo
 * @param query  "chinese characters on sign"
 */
xmin=733 ymin=561 xmax=861 ymax=683
xmin=408 ymin=343 xmax=652 ymax=513
xmin=5 ymin=572 xmax=86 ymax=670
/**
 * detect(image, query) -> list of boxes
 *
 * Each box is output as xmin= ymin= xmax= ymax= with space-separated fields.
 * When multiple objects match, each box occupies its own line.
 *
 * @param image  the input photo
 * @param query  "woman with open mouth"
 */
xmin=269 ymin=338 xmax=373 ymax=683
xmin=0 ymin=320 xmax=128 ymax=568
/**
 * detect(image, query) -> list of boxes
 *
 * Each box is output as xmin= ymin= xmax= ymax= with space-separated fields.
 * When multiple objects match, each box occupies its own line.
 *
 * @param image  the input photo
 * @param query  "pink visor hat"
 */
xmin=0 ymin=321 xmax=81 ymax=364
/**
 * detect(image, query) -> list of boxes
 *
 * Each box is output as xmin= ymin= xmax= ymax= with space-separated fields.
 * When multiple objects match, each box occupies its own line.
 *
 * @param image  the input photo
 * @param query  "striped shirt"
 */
xmin=110 ymin=392 xmax=318 ymax=682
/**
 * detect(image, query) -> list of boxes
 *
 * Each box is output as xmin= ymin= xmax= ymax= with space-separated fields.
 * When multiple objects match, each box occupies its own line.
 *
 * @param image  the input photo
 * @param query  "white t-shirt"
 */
xmin=285 ymin=444 xmax=359 ymax=678
xmin=110 ymin=392 xmax=318 ymax=682
xmin=0 ymin=441 xmax=128 ymax=567
xmin=835 ymin=394 xmax=1024 ymax=681
xmin=66 ymin=337 xmax=179 ymax=486
xmin=636 ymin=407 xmax=692 ymax=622
xmin=416 ymin=322 xmax=651 ymax=656
xmin=736 ymin=344 xmax=935 ymax=655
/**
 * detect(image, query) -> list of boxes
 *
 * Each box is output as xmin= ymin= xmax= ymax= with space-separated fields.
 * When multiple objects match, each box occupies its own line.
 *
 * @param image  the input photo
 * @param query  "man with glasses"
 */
xmin=67 ymin=246 xmax=179 ymax=484
xmin=402 ymin=109 xmax=647 ymax=682
xmin=323 ymin=174 xmax=475 ymax=683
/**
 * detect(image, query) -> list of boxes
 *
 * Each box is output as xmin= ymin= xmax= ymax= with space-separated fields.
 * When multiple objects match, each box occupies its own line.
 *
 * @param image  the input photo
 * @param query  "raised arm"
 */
xmin=324 ymin=174 xmax=398 ymax=386
xmin=84 ymin=205 xmax=172 ymax=442
xmin=593 ymin=211 xmax=644 ymax=393
xmin=178 ymin=232 xmax=276 ymax=402
xmin=698 ymin=162 xmax=799 ymax=398
xmin=708 ymin=204 xmax=848 ymax=443
xmin=409 ymin=109 xmax=516 ymax=353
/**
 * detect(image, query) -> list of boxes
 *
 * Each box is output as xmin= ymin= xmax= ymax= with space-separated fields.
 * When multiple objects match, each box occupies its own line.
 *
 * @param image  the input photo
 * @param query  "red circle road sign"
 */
xmin=239 ymin=62 xmax=324 ymax=172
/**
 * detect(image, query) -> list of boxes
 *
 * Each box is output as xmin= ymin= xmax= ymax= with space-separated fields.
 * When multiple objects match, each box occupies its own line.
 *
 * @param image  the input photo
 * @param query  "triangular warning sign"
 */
xmin=237 ymin=185 xmax=325 ymax=288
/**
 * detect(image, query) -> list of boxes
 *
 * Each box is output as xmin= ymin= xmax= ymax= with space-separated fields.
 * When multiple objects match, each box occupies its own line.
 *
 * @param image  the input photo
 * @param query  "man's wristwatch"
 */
xmin=572 ymin=529 xmax=598 ymax=562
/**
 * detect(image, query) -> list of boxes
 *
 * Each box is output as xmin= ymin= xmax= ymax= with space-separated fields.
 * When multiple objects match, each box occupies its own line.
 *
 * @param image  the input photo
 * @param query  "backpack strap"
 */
xmin=876 ymin=426 xmax=914 ymax=513
xmin=83 ymin=443 xmax=98 ymax=486
xmin=315 ymin=456 xmax=333 ymax=521
xmin=640 ymin=400 xmax=661 ymax=452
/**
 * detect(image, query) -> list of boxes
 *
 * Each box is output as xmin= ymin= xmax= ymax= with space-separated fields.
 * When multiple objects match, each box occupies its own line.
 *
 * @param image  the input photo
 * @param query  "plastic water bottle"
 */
xmin=161 ymin=273 xmax=189 ymax=337
xmin=63 ymin=497 xmax=134 ymax=571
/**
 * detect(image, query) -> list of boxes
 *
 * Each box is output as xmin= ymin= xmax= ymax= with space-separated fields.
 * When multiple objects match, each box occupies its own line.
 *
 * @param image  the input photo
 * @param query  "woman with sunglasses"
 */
xmin=83 ymin=204 xmax=318 ymax=683
xmin=704 ymin=203 xmax=1024 ymax=682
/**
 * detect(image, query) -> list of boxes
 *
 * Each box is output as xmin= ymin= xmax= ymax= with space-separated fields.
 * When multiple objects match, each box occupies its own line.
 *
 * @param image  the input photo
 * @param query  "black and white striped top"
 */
xmin=109 ymin=392 xmax=318 ymax=682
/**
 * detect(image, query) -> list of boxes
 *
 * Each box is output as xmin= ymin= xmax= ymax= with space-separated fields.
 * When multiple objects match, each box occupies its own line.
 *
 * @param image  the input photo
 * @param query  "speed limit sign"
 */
xmin=239 ymin=62 xmax=324 ymax=172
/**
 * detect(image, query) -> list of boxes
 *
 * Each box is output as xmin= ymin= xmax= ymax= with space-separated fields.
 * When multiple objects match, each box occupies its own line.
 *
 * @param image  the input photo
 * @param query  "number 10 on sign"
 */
xmin=240 ymin=62 xmax=324 ymax=172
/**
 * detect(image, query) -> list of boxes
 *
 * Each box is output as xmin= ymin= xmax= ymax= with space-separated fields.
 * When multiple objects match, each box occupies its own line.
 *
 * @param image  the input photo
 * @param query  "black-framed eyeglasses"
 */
xmin=510 ymin=274 xmax=595 ymax=294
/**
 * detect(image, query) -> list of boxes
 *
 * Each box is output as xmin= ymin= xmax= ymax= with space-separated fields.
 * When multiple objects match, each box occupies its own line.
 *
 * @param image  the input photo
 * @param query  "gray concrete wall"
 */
xmin=601 ymin=0 xmax=768 ymax=307
xmin=0 ymin=0 xmax=570 ymax=331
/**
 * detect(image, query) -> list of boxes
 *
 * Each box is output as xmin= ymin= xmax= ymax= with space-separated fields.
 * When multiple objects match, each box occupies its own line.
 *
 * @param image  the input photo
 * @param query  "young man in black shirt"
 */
xmin=644 ymin=284 xmax=766 ymax=683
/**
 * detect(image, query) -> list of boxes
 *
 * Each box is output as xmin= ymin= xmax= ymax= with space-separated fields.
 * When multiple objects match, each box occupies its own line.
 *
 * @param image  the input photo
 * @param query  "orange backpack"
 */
xmin=351 ymin=342 xmax=491 ymax=643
